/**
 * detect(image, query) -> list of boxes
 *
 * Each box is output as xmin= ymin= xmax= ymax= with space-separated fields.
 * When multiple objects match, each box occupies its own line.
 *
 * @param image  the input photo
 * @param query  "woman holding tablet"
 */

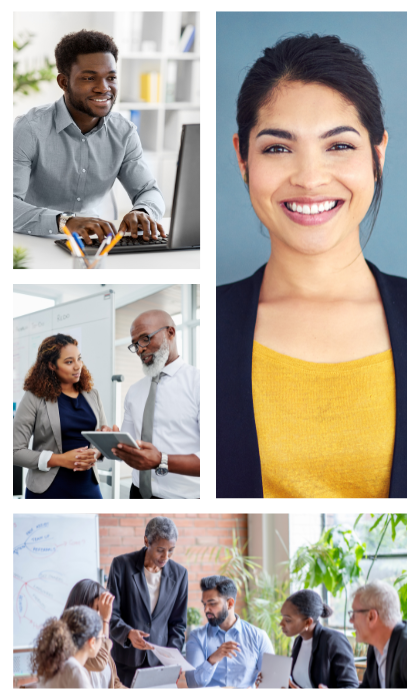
xmin=33 ymin=605 xmax=102 ymax=688
xmin=217 ymin=34 xmax=406 ymax=498
xmin=63 ymin=579 xmax=126 ymax=688
xmin=13 ymin=333 xmax=106 ymax=499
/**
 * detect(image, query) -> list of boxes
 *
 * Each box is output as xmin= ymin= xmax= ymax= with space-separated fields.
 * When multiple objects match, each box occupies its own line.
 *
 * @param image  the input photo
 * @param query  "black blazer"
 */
xmin=216 ymin=262 xmax=407 ymax=498
xmin=291 ymin=622 xmax=359 ymax=688
xmin=108 ymin=547 xmax=188 ymax=669
xmin=360 ymin=621 xmax=407 ymax=688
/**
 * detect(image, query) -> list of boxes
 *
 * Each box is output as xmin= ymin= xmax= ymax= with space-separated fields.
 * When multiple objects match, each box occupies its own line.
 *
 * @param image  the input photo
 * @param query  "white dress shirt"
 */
xmin=121 ymin=356 xmax=200 ymax=499
xmin=144 ymin=566 xmax=162 ymax=612
xmin=374 ymin=638 xmax=390 ymax=688
xmin=292 ymin=637 xmax=313 ymax=688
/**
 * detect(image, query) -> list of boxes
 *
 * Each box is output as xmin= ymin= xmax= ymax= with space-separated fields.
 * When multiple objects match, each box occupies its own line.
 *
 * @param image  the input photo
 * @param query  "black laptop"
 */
xmin=55 ymin=123 xmax=200 ymax=255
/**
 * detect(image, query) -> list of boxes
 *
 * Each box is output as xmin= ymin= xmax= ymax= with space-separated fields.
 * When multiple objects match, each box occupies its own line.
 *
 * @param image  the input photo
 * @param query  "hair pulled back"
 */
xmin=236 ymin=33 xmax=385 ymax=238
xmin=287 ymin=589 xmax=333 ymax=622
xmin=61 ymin=605 xmax=102 ymax=650
xmin=23 ymin=333 xmax=93 ymax=401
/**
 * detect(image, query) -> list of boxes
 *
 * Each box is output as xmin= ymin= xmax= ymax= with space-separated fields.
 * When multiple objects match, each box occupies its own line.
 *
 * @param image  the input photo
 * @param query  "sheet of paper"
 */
xmin=151 ymin=644 xmax=195 ymax=672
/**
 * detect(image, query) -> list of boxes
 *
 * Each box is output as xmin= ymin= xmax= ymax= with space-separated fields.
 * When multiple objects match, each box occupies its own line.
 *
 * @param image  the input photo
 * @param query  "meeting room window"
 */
xmin=323 ymin=514 xmax=407 ymax=631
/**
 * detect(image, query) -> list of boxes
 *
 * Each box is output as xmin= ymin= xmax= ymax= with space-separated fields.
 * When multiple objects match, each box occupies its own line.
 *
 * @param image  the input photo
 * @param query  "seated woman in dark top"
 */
xmin=13 ymin=333 xmax=107 ymax=499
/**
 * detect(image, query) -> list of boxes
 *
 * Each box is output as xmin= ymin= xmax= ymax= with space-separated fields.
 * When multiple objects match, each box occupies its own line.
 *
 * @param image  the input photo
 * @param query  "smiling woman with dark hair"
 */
xmin=13 ymin=333 xmax=107 ymax=499
xmin=217 ymin=33 xmax=407 ymax=499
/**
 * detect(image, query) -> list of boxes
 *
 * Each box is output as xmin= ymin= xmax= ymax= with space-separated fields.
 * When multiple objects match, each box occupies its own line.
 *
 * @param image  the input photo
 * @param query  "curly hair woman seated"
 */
xmin=32 ymin=605 xmax=103 ymax=688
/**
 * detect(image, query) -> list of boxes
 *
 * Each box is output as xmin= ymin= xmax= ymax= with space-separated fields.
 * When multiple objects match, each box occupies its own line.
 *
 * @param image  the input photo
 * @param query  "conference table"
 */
xmin=13 ymin=218 xmax=200 ymax=270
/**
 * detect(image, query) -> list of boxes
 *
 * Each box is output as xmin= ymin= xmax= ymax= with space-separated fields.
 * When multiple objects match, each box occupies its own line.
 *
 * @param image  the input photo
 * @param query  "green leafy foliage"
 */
xmin=13 ymin=246 xmax=29 ymax=269
xmin=14 ymin=33 xmax=56 ymax=98
xmin=243 ymin=571 xmax=291 ymax=655
xmin=393 ymin=570 xmax=407 ymax=620
xmin=291 ymin=527 xmax=366 ymax=632
xmin=187 ymin=607 xmax=202 ymax=627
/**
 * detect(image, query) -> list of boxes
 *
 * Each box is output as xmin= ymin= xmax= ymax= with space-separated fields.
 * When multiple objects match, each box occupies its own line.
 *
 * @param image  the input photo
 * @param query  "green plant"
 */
xmin=186 ymin=525 xmax=261 ymax=599
xmin=14 ymin=33 xmax=56 ymax=98
xmin=13 ymin=246 xmax=30 ymax=269
xmin=292 ymin=527 xmax=366 ymax=633
xmin=187 ymin=607 xmax=202 ymax=627
xmin=394 ymin=570 xmax=407 ymax=620
xmin=243 ymin=571 xmax=291 ymax=655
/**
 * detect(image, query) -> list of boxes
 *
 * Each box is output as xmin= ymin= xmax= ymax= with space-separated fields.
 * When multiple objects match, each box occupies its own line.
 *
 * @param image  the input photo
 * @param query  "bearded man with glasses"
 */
xmin=103 ymin=309 xmax=200 ymax=499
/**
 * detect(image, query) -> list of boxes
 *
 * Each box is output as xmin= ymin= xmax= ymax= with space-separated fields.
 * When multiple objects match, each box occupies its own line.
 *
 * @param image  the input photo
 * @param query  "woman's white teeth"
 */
xmin=286 ymin=201 xmax=337 ymax=214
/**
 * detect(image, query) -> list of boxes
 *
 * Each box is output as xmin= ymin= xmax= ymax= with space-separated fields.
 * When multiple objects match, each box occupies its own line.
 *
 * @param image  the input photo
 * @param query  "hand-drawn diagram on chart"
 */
xmin=13 ymin=516 xmax=98 ymax=648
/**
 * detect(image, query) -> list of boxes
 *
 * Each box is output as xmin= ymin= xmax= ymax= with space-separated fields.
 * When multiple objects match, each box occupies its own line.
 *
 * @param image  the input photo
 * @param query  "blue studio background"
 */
xmin=216 ymin=12 xmax=407 ymax=285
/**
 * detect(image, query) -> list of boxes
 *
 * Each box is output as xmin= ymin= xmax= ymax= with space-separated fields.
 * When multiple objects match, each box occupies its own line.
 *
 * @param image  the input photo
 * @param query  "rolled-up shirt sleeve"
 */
xmin=13 ymin=116 xmax=62 ymax=236
xmin=118 ymin=124 xmax=165 ymax=221
xmin=38 ymin=450 xmax=53 ymax=471
xmin=185 ymin=633 xmax=218 ymax=688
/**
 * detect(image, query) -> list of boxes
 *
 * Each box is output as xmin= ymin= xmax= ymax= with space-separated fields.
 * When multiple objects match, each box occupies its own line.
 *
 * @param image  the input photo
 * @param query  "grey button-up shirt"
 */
xmin=13 ymin=96 xmax=165 ymax=237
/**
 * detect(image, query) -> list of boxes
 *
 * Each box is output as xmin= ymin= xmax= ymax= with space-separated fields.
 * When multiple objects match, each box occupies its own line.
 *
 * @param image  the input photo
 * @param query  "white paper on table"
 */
xmin=150 ymin=644 xmax=195 ymax=672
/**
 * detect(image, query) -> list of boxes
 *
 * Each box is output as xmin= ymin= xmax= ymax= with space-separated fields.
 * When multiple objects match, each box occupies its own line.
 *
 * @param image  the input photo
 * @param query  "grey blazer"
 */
xmin=13 ymin=388 xmax=107 ymax=494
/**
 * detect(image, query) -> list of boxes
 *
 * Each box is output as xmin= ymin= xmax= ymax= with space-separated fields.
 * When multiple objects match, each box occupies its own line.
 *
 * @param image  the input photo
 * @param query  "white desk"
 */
xmin=13 ymin=218 xmax=200 ymax=269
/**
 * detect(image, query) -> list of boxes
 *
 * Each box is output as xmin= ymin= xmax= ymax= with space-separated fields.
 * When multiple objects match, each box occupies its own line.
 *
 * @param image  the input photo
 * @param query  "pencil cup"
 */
xmin=72 ymin=256 xmax=106 ymax=269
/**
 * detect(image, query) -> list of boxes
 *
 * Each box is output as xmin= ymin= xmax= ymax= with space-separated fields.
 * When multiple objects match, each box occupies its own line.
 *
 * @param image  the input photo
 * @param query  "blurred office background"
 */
xmin=13 ymin=11 xmax=200 ymax=216
xmin=13 ymin=512 xmax=406 ymax=686
xmin=13 ymin=284 xmax=200 ymax=499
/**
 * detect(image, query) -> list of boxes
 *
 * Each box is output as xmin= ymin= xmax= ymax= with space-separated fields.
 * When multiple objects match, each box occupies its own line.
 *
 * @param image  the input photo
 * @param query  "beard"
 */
xmin=141 ymin=338 xmax=170 ymax=378
xmin=66 ymin=83 xmax=115 ymax=118
xmin=206 ymin=603 xmax=229 ymax=627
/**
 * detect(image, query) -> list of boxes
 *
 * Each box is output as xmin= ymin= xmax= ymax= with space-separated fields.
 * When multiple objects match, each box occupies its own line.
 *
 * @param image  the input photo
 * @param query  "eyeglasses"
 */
xmin=348 ymin=609 xmax=373 ymax=618
xmin=127 ymin=326 xmax=169 ymax=353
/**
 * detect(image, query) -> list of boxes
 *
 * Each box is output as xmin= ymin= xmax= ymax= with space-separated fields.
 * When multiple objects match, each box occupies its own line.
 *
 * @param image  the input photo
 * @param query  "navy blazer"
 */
xmin=291 ymin=621 xmax=359 ymax=688
xmin=216 ymin=262 xmax=406 ymax=498
xmin=108 ymin=547 xmax=188 ymax=670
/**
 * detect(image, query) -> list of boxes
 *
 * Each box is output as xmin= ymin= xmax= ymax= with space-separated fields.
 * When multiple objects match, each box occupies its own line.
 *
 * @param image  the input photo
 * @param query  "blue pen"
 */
xmin=71 ymin=232 xmax=86 ymax=254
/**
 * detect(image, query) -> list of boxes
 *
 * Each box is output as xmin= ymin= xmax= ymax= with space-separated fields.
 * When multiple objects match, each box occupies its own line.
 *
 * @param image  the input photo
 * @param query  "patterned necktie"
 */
xmin=140 ymin=372 xmax=164 ymax=498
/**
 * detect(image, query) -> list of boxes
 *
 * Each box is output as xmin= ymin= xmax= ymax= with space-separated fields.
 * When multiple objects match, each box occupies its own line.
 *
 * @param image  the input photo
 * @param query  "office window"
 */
xmin=324 ymin=514 xmax=407 ymax=630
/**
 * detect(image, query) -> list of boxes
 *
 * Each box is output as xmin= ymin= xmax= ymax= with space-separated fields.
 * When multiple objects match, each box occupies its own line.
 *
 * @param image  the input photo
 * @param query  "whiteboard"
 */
xmin=13 ymin=514 xmax=100 ymax=649
xmin=13 ymin=290 xmax=115 ymax=479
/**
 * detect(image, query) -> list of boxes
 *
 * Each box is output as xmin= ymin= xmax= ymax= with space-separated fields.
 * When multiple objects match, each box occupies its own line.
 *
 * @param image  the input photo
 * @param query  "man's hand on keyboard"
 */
xmin=65 ymin=216 xmax=118 ymax=245
xmin=118 ymin=211 xmax=166 ymax=241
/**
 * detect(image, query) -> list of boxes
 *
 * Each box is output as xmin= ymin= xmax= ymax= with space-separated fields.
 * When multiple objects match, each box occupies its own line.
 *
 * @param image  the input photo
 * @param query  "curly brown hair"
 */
xmin=23 ymin=334 xmax=93 ymax=402
xmin=31 ymin=618 xmax=75 ymax=681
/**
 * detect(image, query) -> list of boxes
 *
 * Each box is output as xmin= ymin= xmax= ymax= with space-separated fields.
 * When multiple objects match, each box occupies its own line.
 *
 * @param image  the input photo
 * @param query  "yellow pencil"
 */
xmin=100 ymin=231 xmax=123 ymax=256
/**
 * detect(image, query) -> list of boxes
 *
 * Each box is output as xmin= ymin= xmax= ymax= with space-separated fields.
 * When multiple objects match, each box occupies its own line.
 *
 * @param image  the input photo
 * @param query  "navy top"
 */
xmin=216 ymin=261 xmax=407 ymax=499
xmin=57 ymin=392 xmax=97 ymax=452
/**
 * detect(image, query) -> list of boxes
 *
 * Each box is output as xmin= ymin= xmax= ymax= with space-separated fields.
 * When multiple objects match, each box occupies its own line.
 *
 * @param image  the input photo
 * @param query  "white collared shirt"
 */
xmin=374 ymin=638 xmax=390 ymax=688
xmin=121 ymin=356 xmax=200 ymax=499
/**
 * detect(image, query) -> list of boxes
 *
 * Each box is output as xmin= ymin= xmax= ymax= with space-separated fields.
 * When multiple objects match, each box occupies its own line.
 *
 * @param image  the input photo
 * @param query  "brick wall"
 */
xmin=99 ymin=514 xmax=248 ymax=619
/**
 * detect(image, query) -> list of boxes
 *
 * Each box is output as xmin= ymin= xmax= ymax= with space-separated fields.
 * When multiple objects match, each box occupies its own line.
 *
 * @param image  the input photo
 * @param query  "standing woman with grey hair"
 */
xmin=107 ymin=516 xmax=188 ymax=687
xmin=277 ymin=590 xmax=359 ymax=688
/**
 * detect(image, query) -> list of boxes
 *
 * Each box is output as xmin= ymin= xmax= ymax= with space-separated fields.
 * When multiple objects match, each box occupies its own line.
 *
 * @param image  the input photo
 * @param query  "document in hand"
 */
xmin=151 ymin=645 xmax=195 ymax=672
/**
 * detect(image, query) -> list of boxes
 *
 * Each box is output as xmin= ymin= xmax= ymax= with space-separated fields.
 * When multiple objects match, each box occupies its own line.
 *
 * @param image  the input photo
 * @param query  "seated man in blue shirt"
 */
xmin=13 ymin=29 xmax=165 ymax=245
xmin=182 ymin=575 xmax=274 ymax=688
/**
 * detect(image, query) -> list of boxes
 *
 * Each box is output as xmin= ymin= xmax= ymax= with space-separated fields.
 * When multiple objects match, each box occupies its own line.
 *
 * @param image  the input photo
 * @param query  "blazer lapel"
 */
xmin=385 ymin=622 xmax=403 ymax=688
xmin=45 ymin=399 xmax=62 ymax=453
xmin=152 ymin=564 xmax=176 ymax=620
xmin=82 ymin=390 xmax=100 ymax=428
xmin=367 ymin=262 xmax=407 ymax=497
xmin=132 ymin=548 xmax=152 ymax=620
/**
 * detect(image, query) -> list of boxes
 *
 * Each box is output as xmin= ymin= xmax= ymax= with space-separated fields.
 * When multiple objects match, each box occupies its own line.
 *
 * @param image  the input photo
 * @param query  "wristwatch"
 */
xmin=58 ymin=212 xmax=76 ymax=233
xmin=155 ymin=453 xmax=169 ymax=476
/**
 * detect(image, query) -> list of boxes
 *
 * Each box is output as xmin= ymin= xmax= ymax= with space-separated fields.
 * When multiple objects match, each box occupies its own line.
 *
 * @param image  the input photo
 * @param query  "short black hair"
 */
xmin=55 ymin=29 xmax=118 ymax=77
xmin=200 ymin=576 xmax=237 ymax=601
xmin=63 ymin=578 xmax=106 ymax=612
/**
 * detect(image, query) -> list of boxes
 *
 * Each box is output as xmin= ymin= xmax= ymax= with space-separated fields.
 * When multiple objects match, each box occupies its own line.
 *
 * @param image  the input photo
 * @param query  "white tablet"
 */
xmin=81 ymin=431 xmax=139 ymax=461
xmin=259 ymin=653 xmax=293 ymax=689
xmin=131 ymin=665 xmax=180 ymax=689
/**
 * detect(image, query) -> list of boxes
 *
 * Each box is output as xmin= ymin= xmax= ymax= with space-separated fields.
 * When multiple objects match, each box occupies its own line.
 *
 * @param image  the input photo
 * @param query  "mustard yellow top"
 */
xmin=252 ymin=341 xmax=396 ymax=498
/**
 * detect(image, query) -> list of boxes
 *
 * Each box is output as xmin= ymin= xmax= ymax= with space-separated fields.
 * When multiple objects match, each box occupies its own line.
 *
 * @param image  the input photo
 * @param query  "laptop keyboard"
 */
xmin=55 ymin=235 xmax=168 ymax=255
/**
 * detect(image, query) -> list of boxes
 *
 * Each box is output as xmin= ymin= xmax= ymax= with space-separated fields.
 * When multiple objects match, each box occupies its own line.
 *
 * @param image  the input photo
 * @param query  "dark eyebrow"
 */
xmin=256 ymin=125 xmax=360 ymax=140
xmin=79 ymin=69 xmax=117 ymax=75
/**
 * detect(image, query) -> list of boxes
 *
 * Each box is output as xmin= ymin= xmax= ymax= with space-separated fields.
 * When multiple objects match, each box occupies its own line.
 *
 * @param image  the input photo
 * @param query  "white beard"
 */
xmin=141 ymin=338 xmax=170 ymax=377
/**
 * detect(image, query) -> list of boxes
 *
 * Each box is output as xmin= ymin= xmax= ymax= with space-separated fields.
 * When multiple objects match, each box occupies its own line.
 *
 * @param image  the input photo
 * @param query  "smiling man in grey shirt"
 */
xmin=13 ymin=29 xmax=165 ymax=245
